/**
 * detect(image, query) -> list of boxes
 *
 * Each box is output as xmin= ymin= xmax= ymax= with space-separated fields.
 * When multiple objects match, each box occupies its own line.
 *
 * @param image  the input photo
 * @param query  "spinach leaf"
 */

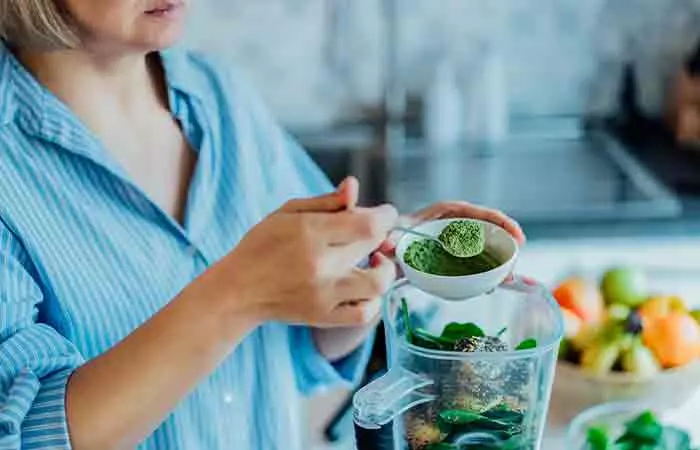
xmin=617 ymin=411 xmax=663 ymax=444
xmin=481 ymin=405 xmax=524 ymax=425
xmin=586 ymin=410 xmax=697 ymax=450
xmin=440 ymin=322 xmax=485 ymax=342
xmin=438 ymin=409 xmax=484 ymax=425
xmin=401 ymin=297 xmax=413 ymax=344
xmin=515 ymin=338 xmax=538 ymax=350
xmin=412 ymin=328 xmax=455 ymax=350
xmin=586 ymin=426 xmax=610 ymax=450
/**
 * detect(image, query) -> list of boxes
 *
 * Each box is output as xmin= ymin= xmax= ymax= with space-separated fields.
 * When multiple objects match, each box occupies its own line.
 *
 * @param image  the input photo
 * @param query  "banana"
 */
xmin=580 ymin=338 xmax=623 ymax=376
xmin=621 ymin=338 xmax=661 ymax=378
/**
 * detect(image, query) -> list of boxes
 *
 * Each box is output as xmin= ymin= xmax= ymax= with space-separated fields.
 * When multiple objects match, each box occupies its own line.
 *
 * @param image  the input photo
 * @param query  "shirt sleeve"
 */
xmin=0 ymin=221 xmax=84 ymax=449
xmin=288 ymin=326 xmax=376 ymax=396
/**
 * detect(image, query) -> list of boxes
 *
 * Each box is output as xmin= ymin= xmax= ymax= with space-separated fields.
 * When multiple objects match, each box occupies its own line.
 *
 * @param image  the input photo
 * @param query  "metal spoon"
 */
xmin=393 ymin=226 xmax=483 ymax=258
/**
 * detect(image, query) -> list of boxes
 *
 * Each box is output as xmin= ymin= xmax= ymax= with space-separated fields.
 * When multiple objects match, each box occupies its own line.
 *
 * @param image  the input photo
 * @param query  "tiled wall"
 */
xmin=185 ymin=0 xmax=700 ymax=128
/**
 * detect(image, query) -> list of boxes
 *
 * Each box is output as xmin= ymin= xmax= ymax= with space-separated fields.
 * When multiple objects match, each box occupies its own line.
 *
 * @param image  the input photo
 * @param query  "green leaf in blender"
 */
xmin=441 ymin=322 xmax=486 ymax=342
xmin=438 ymin=410 xmax=484 ymax=425
xmin=401 ymin=297 xmax=414 ymax=344
xmin=481 ymin=405 xmax=524 ymax=425
xmin=515 ymin=338 xmax=538 ymax=350
xmin=413 ymin=328 xmax=455 ymax=350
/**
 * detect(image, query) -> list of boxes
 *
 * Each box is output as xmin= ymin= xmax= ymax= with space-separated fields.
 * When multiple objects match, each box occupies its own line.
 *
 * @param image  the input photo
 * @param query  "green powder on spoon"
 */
xmin=438 ymin=220 xmax=486 ymax=258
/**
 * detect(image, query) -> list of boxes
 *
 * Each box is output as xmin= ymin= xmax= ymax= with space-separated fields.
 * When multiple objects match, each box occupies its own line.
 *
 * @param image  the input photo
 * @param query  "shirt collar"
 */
xmin=0 ymin=42 xmax=201 ymax=170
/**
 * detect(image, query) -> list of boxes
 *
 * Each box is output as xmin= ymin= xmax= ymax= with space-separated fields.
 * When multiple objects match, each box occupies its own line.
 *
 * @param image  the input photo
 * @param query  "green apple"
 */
xmin=601 ymin=268 xmax=648 ymax=307
xmin=691 ymin=309 xmax=700 ymax=326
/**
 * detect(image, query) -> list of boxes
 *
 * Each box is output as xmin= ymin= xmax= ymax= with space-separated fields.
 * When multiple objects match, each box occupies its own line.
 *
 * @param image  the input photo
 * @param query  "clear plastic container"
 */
xmin=353 ymin=277 xmax=564 ymax=450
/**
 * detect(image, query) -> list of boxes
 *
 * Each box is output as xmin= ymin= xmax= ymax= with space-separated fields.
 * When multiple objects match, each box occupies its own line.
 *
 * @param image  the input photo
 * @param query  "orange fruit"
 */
xmin=638 ymin=295 xmax=687 ymax=323
xmin=642 ymin=312 xmax=700 ymax=368
xmin=553 ymin=278 xmax=604 ymax=324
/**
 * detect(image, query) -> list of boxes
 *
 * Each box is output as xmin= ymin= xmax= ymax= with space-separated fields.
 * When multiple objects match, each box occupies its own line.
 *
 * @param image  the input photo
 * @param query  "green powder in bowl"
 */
xmin=403 ymin=239 xmax=501 ymax=276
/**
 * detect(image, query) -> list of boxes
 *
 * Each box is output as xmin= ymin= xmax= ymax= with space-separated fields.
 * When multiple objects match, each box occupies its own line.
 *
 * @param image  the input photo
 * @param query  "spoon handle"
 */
xmin=392 ymin=226 xmax=438 ymax=242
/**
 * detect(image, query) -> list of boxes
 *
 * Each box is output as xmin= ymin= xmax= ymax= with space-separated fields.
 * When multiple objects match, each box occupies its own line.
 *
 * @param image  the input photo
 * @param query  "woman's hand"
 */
xmin=212 ymin=180 xmax=399 ymax=330
xmin=379 ymin=201 xmax=525 ymax=256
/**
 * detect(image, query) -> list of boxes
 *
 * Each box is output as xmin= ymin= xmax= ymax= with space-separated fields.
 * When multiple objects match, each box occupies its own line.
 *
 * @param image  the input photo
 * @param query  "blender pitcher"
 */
xmin=353 ymin=277 xmax=564 ymax=450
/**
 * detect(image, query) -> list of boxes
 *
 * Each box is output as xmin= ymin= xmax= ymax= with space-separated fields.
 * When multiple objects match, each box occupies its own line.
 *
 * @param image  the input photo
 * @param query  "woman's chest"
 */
xmin=99 ymin=112 xmax=197 ymax=223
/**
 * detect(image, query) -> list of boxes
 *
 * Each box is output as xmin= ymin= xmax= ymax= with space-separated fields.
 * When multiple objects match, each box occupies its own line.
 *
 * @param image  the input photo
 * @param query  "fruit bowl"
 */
xmin=553 ymin=359 xmax=700 ymax=420
xmin=551 ymin=266 xmax=700 ymax=420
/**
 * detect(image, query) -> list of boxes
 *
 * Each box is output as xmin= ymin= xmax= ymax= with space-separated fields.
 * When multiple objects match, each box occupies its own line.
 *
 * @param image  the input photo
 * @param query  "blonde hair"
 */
xmin=0 ymin=0 xmax=79 ymax=48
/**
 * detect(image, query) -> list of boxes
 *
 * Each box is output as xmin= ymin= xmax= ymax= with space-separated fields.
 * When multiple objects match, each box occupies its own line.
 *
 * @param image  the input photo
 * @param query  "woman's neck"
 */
xmin=16 ymin=48 xmax=169 ymax=125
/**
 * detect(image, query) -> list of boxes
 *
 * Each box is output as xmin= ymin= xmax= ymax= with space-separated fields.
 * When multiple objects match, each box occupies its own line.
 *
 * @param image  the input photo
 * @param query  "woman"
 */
xmin=0 ymin=1 xmax=525 ymax=449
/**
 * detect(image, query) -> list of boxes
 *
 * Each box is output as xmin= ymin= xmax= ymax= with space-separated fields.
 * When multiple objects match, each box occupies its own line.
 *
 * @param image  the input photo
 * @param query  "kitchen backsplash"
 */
xmin=184 ymin=0 xmax=700 ymax=129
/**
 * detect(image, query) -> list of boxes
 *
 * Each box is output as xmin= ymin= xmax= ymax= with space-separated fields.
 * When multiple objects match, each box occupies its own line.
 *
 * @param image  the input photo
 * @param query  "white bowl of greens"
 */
xmin=396 ymin=219 xmax=519 ymax=300
xmin=567 ymin=401 xmax=699 ymax=450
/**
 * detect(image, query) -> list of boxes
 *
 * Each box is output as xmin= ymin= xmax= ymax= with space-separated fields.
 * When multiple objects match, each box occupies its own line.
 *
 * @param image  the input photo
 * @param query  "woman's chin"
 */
xmin=131 ymin=31 xmax=184 ymax=52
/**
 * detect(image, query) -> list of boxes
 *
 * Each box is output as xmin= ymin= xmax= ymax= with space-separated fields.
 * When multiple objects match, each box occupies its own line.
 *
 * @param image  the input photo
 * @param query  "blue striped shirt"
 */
xmin=0 ymin=43 xmax=373 ymax=449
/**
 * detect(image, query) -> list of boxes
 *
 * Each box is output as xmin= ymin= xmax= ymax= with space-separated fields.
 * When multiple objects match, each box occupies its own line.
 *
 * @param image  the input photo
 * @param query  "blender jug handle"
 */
xmin=352 ymin=367 xmax=435 ymax=449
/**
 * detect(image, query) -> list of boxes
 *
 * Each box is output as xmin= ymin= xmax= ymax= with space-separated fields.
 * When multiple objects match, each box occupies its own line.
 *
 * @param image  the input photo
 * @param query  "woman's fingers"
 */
xmin=409 ymin=201 xmax=526 ymax=244
xmin=338 ymin=176 xmax=360 ymax=209
xmin=317 ymin=298 xmax=382 ymax=328
xmin=281 ymin=176 xmax=359 ymax=213
xmin=333 ymin=253 xmax=397 ymax=301
xmin=282 ymin=191 xmax=346 ymax=213
xmin=322 ymin=204 xmax=398 ymax=246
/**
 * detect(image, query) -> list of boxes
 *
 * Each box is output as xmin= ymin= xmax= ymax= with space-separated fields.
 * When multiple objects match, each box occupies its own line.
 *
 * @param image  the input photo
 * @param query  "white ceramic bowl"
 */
xmin=396 ymin=218 xmax=519 ymax=300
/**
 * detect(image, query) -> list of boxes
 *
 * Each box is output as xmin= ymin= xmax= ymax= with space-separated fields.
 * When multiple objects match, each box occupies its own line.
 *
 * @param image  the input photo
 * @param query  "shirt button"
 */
xmin=223 ymin=393 xmax=234 ymax=404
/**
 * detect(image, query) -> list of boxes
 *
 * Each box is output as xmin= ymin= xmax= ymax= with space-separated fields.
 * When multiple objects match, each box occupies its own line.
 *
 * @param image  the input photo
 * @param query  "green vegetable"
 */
xmin=413 ymin=328 xmax=456 ymax=350
xmin=586 ymin=427 xmax=610 ymax=450
xmin=404 ymin=239 xmax=500 ymax=276
xmin=441 ymin=322 xmax=485 ymax=341
xmin=437 ymin=220 xmax=485 ymax=258
xmin=515 ymin=339 xmax=538 ymax=350
xmin=585 ymin=410 xmax=698 ymax=450
xmin=439 ymin=409 xmax=484 ymax=425
xmin=401 ymin=297 xmax=413 ymax=344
